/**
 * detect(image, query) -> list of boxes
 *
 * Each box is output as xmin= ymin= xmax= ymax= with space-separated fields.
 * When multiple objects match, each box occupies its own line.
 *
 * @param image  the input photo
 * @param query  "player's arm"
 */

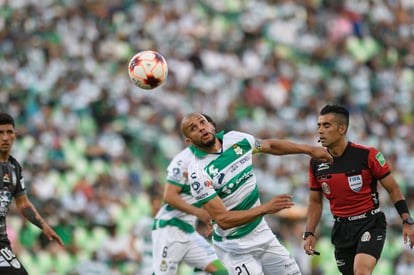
xmin=255 ymin=139 xmax=333 ymax=164
xmin=304 ymin=190 xmax=323 ymax=234
xmin=15 ymin=194 xmax=64 ymax=246
xmin=163 ymin=182 xmax=211 ymax=225
xmin=380 ymin=174 xmax=414 ymax=248
xmin=303 ymin=190 xmax=323 ymax=255
xmin=381 ymin=174 xmax=409 ymax=217
xmin=202 ymin=194 xmax=294 ymax=230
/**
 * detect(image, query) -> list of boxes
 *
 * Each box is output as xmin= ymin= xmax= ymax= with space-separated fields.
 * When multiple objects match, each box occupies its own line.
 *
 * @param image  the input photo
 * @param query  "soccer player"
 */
xmin=182 ymin=113 xmax=333 ymax=275
xmin=303 ymin=104 xmax=414 ymax=275
xmin=152 ymin=115 xmax=228 ymax=275
xmin=0 ymin=112 xmax=63 ymax=275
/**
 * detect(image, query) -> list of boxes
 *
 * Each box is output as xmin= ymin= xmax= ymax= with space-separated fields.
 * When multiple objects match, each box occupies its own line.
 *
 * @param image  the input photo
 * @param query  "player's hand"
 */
xmin=197 ymin=208 xmax=212 ymax=226
xmin=303 ymin=235 xmax=318 ymax=256
xmin=310 ymin=146 xmax=333 ymax=164
xmin=403 ymin=224 xmax=414 ymax=249
xmin=43 ymin=225 xmax=64 ymax=247
xmin=262 ymin=194 xmax=294 ymax=214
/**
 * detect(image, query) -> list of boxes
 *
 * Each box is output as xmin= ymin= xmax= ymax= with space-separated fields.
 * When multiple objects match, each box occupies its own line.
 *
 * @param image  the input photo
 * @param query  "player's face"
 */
xmin=0 ymin=124 xmax=15 ymax=154
xmin=183 ymin=114 xmax=216 ymax=148
xmin=317 ymin=113 xmax=344 ymax=148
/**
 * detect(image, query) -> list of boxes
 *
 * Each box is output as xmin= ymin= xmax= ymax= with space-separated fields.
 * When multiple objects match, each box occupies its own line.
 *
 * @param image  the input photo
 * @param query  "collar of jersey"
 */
xmin=189 ymin=131 xmax=224 ymax=157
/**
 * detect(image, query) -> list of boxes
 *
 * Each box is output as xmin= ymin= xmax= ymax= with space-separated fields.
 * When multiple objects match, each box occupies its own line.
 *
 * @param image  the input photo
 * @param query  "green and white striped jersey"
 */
xmin=154 ymin=146 xmax=202 ymax=233
xmin=188 ymin=131 xmax=263 ymax=241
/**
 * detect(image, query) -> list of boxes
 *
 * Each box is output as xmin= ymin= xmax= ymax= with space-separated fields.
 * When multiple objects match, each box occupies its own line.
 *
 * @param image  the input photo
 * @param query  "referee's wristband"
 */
xmin=302 ymin=231 xmax=315 ymax=240
xmin=395 ymin=199 xmax=410 ymax=217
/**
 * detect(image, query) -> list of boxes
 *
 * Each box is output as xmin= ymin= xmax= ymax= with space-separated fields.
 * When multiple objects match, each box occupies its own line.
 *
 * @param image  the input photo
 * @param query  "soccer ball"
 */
xmin=128 ymin=50 xmax=168 ymax=90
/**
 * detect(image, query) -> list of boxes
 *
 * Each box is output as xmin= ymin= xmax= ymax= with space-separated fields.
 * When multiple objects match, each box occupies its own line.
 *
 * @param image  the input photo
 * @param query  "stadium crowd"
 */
xmin=0 ymin=0 xmax=414 ymax=274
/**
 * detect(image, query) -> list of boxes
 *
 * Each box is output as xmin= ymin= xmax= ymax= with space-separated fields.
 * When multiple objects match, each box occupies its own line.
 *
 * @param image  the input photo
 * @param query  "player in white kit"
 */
xmin=181 ymin=113 xmax=333 ymax=275
xmin=152 ymin=116 xmax=228 ymax=275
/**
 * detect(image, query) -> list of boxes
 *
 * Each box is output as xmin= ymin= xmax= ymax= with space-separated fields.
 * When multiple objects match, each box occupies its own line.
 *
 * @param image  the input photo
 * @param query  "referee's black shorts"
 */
xmin=0 ymin=241 xmax=28 ymax=275
xmin=331 ymin=210 xmax=387 ymax=275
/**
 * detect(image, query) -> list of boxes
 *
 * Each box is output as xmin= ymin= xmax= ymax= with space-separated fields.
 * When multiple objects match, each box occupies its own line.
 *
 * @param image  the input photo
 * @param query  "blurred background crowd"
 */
xmin=1 ymin=0 xmax=414 ymax=274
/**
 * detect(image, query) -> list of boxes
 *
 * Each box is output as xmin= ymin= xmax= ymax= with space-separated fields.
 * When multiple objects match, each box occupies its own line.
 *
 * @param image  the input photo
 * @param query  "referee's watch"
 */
xmin=403 ymin=217 xmax=414 ymax=225
xmin=302 ymin=231 xmax=315 ymax=240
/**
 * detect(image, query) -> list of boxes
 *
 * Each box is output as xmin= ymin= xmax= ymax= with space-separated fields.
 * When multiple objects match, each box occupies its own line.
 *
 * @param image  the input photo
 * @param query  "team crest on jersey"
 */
xmin=348 ymin=175 xmax=362 ymax=192
xmin=233 ymin=144 xmax=243 ymax=155
xmin=2 ymin=174 xmax=10 ymax=184
xmin=321 ymin=182 xmax=330 ymax=194
xmin=361 ymin=231 xmax=371 ymax=242
xmin=159 ymin=260 xmax=168 ymax=272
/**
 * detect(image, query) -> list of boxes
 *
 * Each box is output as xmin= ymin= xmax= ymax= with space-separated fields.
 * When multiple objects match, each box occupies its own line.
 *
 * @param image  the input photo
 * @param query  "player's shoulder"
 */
xmin=225 ymin=130 xmax=254 ymax=141
xmin=349 ymin=142 xmax=378 ymax=153
xmin=170 ymin=147 xmax=193 ymax=162
xmin=8 ymin=155 xmax=22 ymax=169
xmin=167 ymin=147 xmax=193 ymax=170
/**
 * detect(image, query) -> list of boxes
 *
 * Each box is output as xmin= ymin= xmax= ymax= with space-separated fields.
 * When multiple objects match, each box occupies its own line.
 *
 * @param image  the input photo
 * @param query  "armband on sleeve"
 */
xmin=253 ymin=140 xmax=262 ymax=154
xmin=395 ymin=199 xmax=410 ymax=217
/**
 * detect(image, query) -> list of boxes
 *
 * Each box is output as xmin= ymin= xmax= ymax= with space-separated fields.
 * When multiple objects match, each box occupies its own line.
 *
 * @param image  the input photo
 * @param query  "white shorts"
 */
xmin=152 ymin=226 xmax=219 ymax=275
xmin=213 ymin=221 xmax=301 ymax=275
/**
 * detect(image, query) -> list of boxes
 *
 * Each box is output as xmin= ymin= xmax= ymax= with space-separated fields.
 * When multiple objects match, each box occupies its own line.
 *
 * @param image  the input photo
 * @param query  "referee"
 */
xmin=303 ymin=104 xmax=414 ymax=275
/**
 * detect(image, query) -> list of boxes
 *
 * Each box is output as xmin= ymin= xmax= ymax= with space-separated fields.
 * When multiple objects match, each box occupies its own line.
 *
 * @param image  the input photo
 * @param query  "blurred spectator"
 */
xmin=0 ymin=1 xmax=413 ymax=274
xmin=394 ymin=248 xmax=414 ymax=275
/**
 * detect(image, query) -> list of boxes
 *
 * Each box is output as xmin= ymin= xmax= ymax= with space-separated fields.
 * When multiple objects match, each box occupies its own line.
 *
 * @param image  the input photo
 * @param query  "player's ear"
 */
xmin=339 ymin=124 xmax=347 ymax=135
xmin=184 ymin=138 xmax=192 ymax=145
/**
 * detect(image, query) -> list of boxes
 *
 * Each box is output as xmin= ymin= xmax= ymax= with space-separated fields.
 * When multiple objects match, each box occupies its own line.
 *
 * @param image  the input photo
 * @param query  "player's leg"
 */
xmin=333 ymin=246 xmax=355 ymax=275
xmin=353 ymin=254 xmax=377 ymax=274
xmin=261 ymin=237 xmax=301 ymax=275
xmin=213 ymin=244 xmax=264 ymax=275
xmin=354 ymin=212 xmax=387 ymax=274
xmin=331 ymin=221 xmax=357 ymax=274
xmin=152 ymin=227 xmax=188 ymax=275
xmin=182 ymin=232 xmax=228 ymax=274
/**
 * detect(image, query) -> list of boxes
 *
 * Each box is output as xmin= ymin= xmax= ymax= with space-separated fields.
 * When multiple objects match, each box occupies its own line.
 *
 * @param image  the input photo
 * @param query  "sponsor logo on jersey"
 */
xmin=336 ymin=259 xmax=346 ymax=267
xmin=195 ymin=193 xmax=210 ymax=200
xmin=191 ymin=181 xmax=201 ymax=192
xmin=317 ymin=163 xmax=330 ymax=171
xmin=216 ymin=173 xmax=225 ymax=185
xmin=170 ymin=168 xmax=182 ymax=181
xmin=348 ymin=213 xmax=366 ymax=221
xmin=375 ymin=152 xmax=386 ymax=167
xmin=204 ymin=180 xmax=211 ymax=187
xmin=348 ymin=175 xmax=362 ymax=192
xmin=208 ymin=165 xmax=219 ymax=177
xmin=172 ymin=168 xmax=180 ymax=176
xmin=321 ymin=182 xmax=330 ymax=194
xmin=10 ymin=259 xmax=21 ymax=269
xmin=361 ymin=231 xmax=371 ymax=242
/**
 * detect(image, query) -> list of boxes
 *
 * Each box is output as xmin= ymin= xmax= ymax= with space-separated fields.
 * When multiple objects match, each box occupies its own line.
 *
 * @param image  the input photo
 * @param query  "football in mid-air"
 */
xmin=128 ymin=50 xmax=168 ymax=90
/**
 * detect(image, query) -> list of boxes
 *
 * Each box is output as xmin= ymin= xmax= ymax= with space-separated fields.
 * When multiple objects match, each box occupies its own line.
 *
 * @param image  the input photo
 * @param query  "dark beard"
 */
xmin=195 ymin=136 xmax=216 ymax=149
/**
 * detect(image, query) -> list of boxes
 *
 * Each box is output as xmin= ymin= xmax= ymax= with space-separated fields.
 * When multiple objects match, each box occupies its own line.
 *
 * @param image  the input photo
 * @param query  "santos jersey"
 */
xmin=0 ymin=156 xmax=26 ymax=243
xmin=154 ymin=147 xmax=201 ymax=232
xmin=308 ymin=142 xmax=391 ymax=217
xmin=188 ymin=131 xmax=262 ymax=241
